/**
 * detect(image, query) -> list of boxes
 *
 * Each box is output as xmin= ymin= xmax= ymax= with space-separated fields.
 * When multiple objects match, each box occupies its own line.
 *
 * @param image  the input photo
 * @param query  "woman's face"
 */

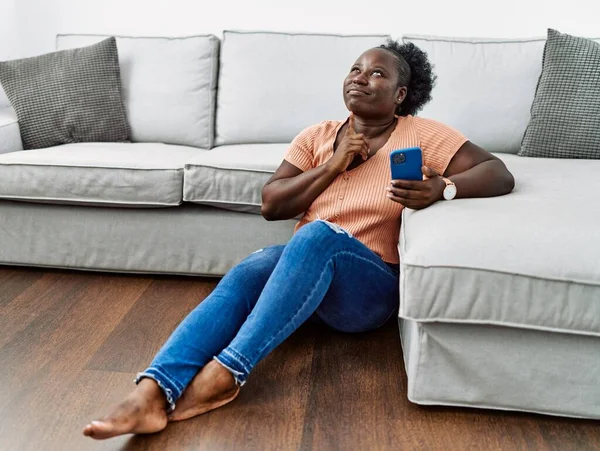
xmin=343 ymin=48 xmax=404 ymax=119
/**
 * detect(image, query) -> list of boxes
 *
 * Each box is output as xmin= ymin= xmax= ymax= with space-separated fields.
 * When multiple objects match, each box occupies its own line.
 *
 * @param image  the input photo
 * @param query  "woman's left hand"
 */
xmin=386 ymin=166 xmax=445 ymax=210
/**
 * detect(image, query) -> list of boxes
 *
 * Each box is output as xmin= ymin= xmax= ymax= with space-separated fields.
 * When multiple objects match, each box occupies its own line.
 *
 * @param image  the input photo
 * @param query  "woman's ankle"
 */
xmin=207 ymin=360 xmax=238 ymax=389
xmin=135 ymin=378 xmax=170 ymax=409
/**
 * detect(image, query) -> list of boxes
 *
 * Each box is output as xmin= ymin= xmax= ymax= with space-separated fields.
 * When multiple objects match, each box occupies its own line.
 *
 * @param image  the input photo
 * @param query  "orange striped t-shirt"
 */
xmin=284 ymin=115 xmax=468 ymax=264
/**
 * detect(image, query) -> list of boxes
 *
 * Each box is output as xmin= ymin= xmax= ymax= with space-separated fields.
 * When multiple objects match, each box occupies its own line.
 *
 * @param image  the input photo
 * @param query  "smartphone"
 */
xmin=390 ymin=147 xmax=423 ymax=181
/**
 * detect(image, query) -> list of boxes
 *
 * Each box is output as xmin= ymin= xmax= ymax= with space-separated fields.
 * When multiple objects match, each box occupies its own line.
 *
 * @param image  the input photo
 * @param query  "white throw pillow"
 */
xmin=403 ymin=35 xmax=547 ymax=154
xmin=216 ymin=31 xmax=390 ymax=145
xmin=56 ymin=34 xmax=219 ymax=149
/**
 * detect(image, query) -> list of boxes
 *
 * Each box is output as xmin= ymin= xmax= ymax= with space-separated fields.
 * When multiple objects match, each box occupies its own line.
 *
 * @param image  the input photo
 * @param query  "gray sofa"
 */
xmin=0 ymin=31 xmax=598 ymax=419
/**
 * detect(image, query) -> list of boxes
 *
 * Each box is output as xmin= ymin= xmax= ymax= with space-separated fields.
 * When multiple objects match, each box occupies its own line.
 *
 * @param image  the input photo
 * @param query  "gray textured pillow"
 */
xmin=0 ymin=37 xmax=130 ymax=150
xmin=519 ymin=29 xmax=600 ymax=159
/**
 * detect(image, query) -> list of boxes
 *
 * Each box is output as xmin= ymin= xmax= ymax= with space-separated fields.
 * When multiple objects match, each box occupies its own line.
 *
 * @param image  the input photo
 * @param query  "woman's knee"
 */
xmin=228 ymin=245 xmax=285 ymax=278
xmin=248 ymin=244 xmax=286 ymax=261
xmin=292 ymin=220 xmax=352 ymax=244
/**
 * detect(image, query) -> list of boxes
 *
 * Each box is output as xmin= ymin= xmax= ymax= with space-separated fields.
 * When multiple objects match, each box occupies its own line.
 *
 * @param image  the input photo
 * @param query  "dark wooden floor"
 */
xmin=0 ymin=268 xmax=599 ymax=451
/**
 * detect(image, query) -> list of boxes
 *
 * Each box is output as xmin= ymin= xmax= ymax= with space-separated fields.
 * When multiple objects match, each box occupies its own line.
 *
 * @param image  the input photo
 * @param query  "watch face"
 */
xmin=443 ymin=184 xmax=457 ymax=200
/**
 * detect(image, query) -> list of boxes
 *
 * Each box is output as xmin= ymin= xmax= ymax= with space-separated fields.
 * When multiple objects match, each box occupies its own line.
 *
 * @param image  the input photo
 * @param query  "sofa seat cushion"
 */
xmin=399 ymin=154 xmax=600 ymax=337
xmin=184 ymin=144 xmax=289 ymax=213
xmin=0 ymin=107 xmax=23 ymax=154
xmin=0 ymin=143 xmax=203 ymax=206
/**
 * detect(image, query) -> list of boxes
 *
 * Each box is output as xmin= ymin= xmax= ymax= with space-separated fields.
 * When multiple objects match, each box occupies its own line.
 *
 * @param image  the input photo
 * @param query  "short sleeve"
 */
xmin=413 ymin=117 xmax=469 ymax=176
xmin=283 ymin=124 xmax=320 ymax=172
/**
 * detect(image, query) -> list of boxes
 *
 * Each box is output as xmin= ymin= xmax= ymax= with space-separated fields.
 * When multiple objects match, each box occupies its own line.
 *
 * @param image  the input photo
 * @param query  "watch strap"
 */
xmin=442 ymin=177 xmax=454 ymax=187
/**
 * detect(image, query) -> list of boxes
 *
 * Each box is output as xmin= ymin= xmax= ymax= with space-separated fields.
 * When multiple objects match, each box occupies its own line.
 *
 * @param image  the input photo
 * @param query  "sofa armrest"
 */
xmin=0 ymin=107 xmax=24 ymax=154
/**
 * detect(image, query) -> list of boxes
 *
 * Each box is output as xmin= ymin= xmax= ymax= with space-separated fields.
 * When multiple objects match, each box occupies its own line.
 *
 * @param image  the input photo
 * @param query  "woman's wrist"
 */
xmin=435 ymin=176 xmax=447 ymax=201
xmin=323 ymin=159 xmax=345 ymax=176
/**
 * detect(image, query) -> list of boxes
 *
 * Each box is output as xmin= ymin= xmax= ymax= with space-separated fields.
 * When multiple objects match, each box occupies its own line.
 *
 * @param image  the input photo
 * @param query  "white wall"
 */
xmin=8 ymin=0 xmax=600 ymax=58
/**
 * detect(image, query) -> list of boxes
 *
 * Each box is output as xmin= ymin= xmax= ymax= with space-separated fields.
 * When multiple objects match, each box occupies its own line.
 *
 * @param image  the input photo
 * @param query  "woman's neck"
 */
xmin=352 ymin=116 xmax=397 ymax=139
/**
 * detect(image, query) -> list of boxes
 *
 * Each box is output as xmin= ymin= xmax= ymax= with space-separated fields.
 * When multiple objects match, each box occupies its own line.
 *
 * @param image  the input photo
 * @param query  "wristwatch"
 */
xmin=441 ymin=177 xmax=457 ymax=200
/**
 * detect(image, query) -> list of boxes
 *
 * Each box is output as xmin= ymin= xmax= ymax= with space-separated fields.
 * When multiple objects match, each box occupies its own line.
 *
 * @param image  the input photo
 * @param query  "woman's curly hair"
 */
xmin=379 ymin=40 xmax=436 ymax=116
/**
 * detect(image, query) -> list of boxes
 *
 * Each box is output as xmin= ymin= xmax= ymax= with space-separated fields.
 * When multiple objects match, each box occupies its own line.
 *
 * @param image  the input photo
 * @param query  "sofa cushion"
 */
xmin=0 ymin=107 xmax=23 ymax=154
xmin=0 ymin=37 xmax=130 ymax=150
xmin=56 ymin=34 xmax=219 ymax=149
xmin=0 ymin=143 xmax=202 ymax=206
xmin=520 ymin=29 xmax=600 ymax=159
xmin=215 ymin=31 xmax=389 ymax=145
xmin=399 ymin=154 xmax=600 ymax=337
xmin=184 ymin=144 xmax=288 ymax=213
xmin=402 ymin=35 xmax=549 ymax=154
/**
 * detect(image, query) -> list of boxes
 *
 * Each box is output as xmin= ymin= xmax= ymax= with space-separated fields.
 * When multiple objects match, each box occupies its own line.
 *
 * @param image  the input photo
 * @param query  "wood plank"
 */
xmin=298 ymin=318 xmax=409 ymax=451
xmin=0 ymin=370 xmax=137 ymax=451
xmin=0 ymin=273 xmax=151 ymax=449
xmin=86 ymin=277 xmax=219 ymax=373
xmin=0 ymin=272 xmax=91 ymax=348
xmin=0 ymin=267 xmax=15 ymax=278
xmin=0 ymin=268 xmax=45 ymax=307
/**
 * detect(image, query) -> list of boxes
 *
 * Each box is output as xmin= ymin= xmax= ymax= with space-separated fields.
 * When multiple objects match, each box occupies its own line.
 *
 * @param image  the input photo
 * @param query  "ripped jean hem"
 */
xmin=214 ymin=352 xmax=248 ymax=386
xmin=135 ymin=368 xmax=180 ymax=413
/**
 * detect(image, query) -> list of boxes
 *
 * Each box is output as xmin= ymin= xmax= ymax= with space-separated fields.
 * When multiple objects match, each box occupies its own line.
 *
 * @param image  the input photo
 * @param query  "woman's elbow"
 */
xmin=496 ymin=169 xmax=515 ymax=195
xmin=504 ymin=170 xmax=516 ymax=193
xmin=508 ymin=174 xmax=516 ymax=193
xmin=260 ymin=191 xmax=279 ymax=221
xmin=491 ymin=159 xmax=515 ymax=195
xmin=261 ymin=203 xmax=278 ymax=221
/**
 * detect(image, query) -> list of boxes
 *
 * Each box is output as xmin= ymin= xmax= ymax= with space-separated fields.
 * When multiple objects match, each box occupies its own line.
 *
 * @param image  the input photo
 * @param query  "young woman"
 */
xmin=84 ymin=40 xmax=514 ymax=440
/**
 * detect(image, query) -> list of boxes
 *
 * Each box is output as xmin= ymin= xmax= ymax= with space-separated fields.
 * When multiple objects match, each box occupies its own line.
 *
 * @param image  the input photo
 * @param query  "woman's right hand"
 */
xmin=327 ymin=113 xmax=370 ymax=174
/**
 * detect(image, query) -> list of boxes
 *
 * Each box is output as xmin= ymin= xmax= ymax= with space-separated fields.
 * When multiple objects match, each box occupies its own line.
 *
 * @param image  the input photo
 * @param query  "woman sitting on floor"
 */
xmin=83 ymin=39 xmax=515 ymax=440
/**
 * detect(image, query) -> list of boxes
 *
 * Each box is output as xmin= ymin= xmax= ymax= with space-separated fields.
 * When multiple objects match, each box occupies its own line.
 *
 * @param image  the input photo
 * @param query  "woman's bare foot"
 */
xmin=168 ymin=359 xmax=240 ymax=422
xmin=82 ymin=378 xmax=169 ymax=440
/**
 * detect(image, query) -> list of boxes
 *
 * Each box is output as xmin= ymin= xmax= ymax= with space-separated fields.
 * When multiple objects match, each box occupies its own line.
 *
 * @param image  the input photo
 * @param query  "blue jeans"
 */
xmin=136 ymin=220 xmax=399 ymax=411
